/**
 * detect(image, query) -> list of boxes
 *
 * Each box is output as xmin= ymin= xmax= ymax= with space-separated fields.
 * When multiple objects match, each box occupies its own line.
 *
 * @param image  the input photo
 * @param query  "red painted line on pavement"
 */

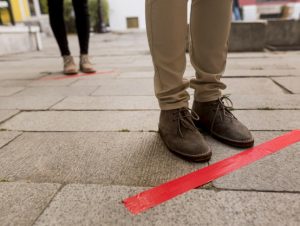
xmin=39 ymin=70 xmax=116 ymax=81
xmin=123 ymin=130 xmax=300 ymax=215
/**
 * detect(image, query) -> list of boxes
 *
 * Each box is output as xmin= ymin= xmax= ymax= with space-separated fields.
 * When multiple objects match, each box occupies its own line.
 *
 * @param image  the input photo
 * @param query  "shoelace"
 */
xmin=81 ymin=55 xmax=91 ymax=65
xmin=63 ymin=57 xmax=74 ymax=67
xmin=210 ymin=95 xmax=236 ymax=131
xmin=173 ymin=108 xmax=199 ymax=138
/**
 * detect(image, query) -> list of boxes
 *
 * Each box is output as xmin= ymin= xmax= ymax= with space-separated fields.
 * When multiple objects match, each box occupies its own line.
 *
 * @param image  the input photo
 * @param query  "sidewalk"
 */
xmin=0 ymin=32 xmax=300 ymax=225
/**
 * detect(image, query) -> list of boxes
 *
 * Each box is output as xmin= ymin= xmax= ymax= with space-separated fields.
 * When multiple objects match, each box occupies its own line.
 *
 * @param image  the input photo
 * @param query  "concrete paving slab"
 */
xmin=209 ymin=131 xmax=300 ymax=191
xmin=0 ymin=87 xmax=24 ymax=96
xmin=34 ymin=185 xmax=300 ymax=226
xmin=1 ymin=110 xmax=299 ymax=132
xmin=0 ymin=111 xmax=159 ymax=131
xmin=0 ymin=110 xmax=19 ymax=124
xmin=92 ymin=79 xmax=155 ymax=96
xmin=0 ymin=79 xmax=33 ymax=87
xmin=52 ymin=96 xmax=158 ymax=110
xmin=28 ymin=77 xmax=79 ymax=86
xmin=52 ymin=94 xmax=300 ymax=110
xmin=70 ymin=78 xmax=117 ymax=87
xmin=0 ymin=131 xmax=21 ymax=148
xmin=15 ymin=86 xmax=98 ymax=97
xmin=118 ymin=71 xmax=153 ymax=78
xmin=0 ymin=71 xmax=44 ymax=80
xmin=224 ymin=69 xmax=300 ymax=77
xmin=118 ymin=71 xmax=193 ymax=79
xmin=91 ymin=55 xmax=134 ymax=64
xmin=222 ymin=78 xmax=284 ymax=94
xmin=0 ymin=132 xmax=206 ymax=185
xmin=116 ymin=66 xmax=154 ymax=73
xmin=226 ymin=60 xmax=298 ymax=70
xmin=234 ymin=110 xmax=300 ymax=130
xmin=0 ymin=96 xmax=64 ymax=110
xmin=230 ymin=94 xmax=300 ymax=109
xmin=0 ymin=182 xmax=60 ymax=226
xmin=273 ymin=77 xmax=300 ymax=93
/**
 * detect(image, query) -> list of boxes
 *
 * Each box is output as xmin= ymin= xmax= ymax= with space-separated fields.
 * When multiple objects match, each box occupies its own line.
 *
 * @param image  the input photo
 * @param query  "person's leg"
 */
xmin=47 ymin=0 xmax=77 ymax=75
xmin=47 ymin=0 xmax=70 ymax=56
xmin=146 ymin=0 xmax=211 ymax=162
xmin=146 ymin=0 xmax=189 ymax=110
xmin=72 ymin=0 xmax=95 ymax=73
xmin=72 ymin=0 xmax=90 ymax=55
xmin=190 ymin=0 xmax=254 ymax=147
xmin=189 ymin=0 xmax=230 ymax=102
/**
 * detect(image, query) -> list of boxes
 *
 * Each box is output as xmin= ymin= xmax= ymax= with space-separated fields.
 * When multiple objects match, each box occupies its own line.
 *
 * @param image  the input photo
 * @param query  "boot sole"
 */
xmin=64 ymin=71 xmax=78 ymax=76
xmin=80 ymin=67 xmax=96 ymax=74
xmin=194 ymin=120 xmax=254 ymax=148
xmin=170 ymin=149 xmax=212 ymax=163
xmin=158 ymin=129 xmax=212 ymax=162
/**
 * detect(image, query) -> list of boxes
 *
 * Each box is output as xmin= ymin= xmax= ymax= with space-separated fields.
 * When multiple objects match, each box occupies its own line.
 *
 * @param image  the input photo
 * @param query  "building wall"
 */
xmin=0 ymin=0 xmax=31 ymax=23
xmin=108 ymin=0 xmax=146 ymax=31
xmin=107 ymin=0 xmax=300 ymax=31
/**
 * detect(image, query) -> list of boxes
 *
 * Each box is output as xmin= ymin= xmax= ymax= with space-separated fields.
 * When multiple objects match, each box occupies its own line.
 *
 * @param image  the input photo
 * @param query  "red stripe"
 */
xmin=123 ymin=130 xmax=300 ymax=215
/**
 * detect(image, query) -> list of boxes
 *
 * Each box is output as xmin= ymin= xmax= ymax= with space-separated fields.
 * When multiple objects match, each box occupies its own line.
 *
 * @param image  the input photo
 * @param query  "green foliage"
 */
xmin=89 ymin=0 xmax=110 ymax=30
xmin=64 ymin=0 xmax=76 ymax=33
xmin=39 ymin=0 xmax=48 ymax=14
xmin=101 ymin=0 xmax=109 ymax=26
xmin=39 ymin=0 xmax=109 ymax=33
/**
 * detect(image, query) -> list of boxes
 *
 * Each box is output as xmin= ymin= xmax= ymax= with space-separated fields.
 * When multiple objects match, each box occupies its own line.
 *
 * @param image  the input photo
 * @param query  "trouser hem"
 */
xmin=193 ymin=93 xmax=221 ymax=103
xmin=159 ymin=101 xmax=189 ymax=110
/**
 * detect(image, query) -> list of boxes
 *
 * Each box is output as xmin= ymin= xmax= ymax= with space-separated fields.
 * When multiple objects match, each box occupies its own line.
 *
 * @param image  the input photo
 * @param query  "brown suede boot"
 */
xmin=63 ymin=55 xmax=78 ymax=75
xmin=80 ymin=55 xmax=96 ymax=73
xmin=159 ymin=108 xmax=212 ymax=162
xmin=192 ymin=96 xmax=254 ymax=148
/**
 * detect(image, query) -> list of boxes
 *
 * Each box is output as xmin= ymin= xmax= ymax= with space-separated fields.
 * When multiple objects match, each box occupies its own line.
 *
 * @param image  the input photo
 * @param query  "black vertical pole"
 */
xmin=96 ymin=0 xmax=104 ymax=33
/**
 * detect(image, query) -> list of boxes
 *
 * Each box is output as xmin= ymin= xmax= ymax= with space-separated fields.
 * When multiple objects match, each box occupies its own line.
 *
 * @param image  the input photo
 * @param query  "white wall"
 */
xmin=108 ymin=0 xmax=146 ymax=31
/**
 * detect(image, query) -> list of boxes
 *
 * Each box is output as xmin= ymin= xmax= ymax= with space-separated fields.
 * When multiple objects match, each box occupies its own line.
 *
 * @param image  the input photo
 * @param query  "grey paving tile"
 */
xmin=1 ymin=110 xmax=299 ymax=132
xmin=234 ymin=110 xmax=300 ymax=130
xmin=222 ymin=78 xmax=284 ymax=94
xmin=118 ymin=71 xmax=193 ymax=79
xmin=118 ymin=71 xmax=153 ymax=78
xmin=15 ymin=86 xmax=98 ymax=97
xmin=226 ymin=59 xmax=298 ymax=70
xmin=0 ymin=71 xmax=44 ymax=80
xmin=273 ymin=77 xmax=300 ymax=93
xmin=92 ymin=55 xmax=134 ymax=64
xmin=0 ymin=131 xmax=21 ymax=148
xmin=210 ymin=131 xmax=300 ymax=192
xmin=0 ymin=110 xmax=19 ymax=124
xmin=0 ymin=182 xmax=60 ymax=226
xmin=52 ymin=96 xmax=158 ymax=110
xmin=92 ymin=79 xmax=154 ymax=96
xmin=224 ymin=69 xmax=300 ymax=77
xmin=0 ymin=96 xmax=64 ymax=110
xmin=0 ymin=132 xmax=206 ymax=185
xmin=0 ymin=79 xmax=33 ymax=87
xmin=28 ymin=77 xmax=79 ymax=86
xmin=191 ymin=94 xmax=300 ymax=110
xmin=117 ymin=69 xmax=300 ymax=78
xmin=0 ymin=111 xmax=159 ymax=131
xmin=34 ymin=185 xmax=300 ymax=226
xmin=0 ymin=87 xmax=24 ymax=96
xmin=70 ymin=78 xmax=117 ymax=87
xmin=117 ymin=66 xmax=158 ymax=73
xmin=230 ymin=94 xmax=300 ymax=109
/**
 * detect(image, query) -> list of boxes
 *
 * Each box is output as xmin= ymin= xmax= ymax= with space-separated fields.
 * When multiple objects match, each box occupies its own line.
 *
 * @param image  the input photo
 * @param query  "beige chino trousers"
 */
xmin=146 ymin=0 xmax=232 ymax=110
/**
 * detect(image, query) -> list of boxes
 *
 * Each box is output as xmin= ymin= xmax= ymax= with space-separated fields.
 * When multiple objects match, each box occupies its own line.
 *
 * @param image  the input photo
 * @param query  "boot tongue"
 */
xmin=215 ymin=97 xmax=235 ymax=120
xmin=176 ymin=108 xmax=198 ymax=137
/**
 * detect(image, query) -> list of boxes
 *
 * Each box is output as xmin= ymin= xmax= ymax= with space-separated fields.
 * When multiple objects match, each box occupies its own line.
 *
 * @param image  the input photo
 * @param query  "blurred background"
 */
xmin=0 ymin=0 xmax=300 ymax=56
